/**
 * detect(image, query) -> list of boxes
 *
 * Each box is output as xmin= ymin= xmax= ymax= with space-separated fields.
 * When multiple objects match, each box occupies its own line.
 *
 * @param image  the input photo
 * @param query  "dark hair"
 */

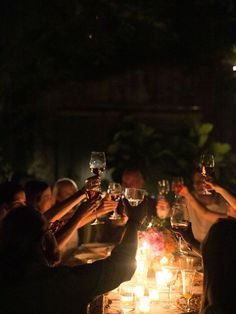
xmin=201 ymin=218 xmax=236 ymax=312
xmin=25 ymin=180 xmax=49 ymax=210
xmin=0 ymin=206 xmax=60 ymax=280
xmin=0 ymin=181 xmax=24 ymax=206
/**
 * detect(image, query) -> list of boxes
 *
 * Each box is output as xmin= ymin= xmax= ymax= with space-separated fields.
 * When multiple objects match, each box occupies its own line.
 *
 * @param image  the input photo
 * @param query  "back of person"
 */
xmin=201 ymin=218 xmax=236 ymax=313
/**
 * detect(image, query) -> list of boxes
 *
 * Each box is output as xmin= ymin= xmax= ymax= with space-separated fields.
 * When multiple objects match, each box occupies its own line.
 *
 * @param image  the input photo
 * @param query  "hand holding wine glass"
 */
xmin=88 ymin=151 xmax=106 ymax=225
xmin=107 ymin=182 xmax=122 ymax=220
xmin=199 ymin=153 xmax=215 ymax=195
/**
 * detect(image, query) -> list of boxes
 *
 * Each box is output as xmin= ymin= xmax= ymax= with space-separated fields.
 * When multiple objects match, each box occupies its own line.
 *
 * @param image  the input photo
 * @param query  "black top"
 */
xmin=0 ymin=222 xmax=138 ymax=314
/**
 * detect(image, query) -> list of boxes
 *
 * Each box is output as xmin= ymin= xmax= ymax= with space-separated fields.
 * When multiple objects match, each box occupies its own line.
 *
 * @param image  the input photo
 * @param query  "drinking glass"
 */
xmin=171 ymin=177 xmax=184 ymax=200
xmin=157 ymin=179 xmax=170 ymax=219
xmin=158 ymin=179 xmax=170 ymax=196
xmin=199 ymin=153 xmax=215 ymax=195
xmin=119 ymin=283 xmax=136 ymax=313
xmin=89 ymin=152 xmax=106 ymax=175
xmin=124 ymin=188 xmax=146 ymax=206
xmin=181 ymin=269 xmax=196 ymax=312
xmin=161 ymin=266 xmax=179 ymax=309
xmin=85 ymin=177 xmax=104 ymax=226
xmin=107 ymin=182 xmax=122 ymax=220
xmin=170 ymin=202 xmax=190 ymax=254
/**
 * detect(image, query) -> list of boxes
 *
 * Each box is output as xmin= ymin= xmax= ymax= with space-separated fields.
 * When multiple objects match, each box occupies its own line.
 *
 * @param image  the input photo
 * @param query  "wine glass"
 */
xmin=199 ymin=153 xmax=215 ymax=195
xmin=158 ymin=179 xmax=170 ymax=196
xmin=124 ymin=188 xmax=146 ymax=206
xmin=89 ymin=152 xmax=106 ymax=175
xmin=181 ymin=269 xmax=196 ymax=312
xmin=85 ymin=177 xmax=105 ymax=225
xmin=171 ymin=177 xmax=184 ymax=200
xmin=157 ymin=179 xmax=170 ymax=219
xmin=119 ymin=283 xmax=136 ymax=313
xmin=161 ymin=266 xmax=179 ymax=309
xmin=170 ymin=202 xmax=191 ymax=254
xmin=107 ymin=182 xmax=122 ymax=220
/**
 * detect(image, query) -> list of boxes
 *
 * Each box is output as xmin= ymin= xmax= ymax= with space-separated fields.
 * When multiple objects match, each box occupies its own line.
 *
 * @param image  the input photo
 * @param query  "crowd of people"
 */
xmin=0 ymin=168 xmax=235 ymax=313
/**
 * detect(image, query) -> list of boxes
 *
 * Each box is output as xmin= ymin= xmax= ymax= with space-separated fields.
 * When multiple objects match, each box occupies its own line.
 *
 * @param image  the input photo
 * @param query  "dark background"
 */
xmin=1 ymin=0 xmax=236 ymax=189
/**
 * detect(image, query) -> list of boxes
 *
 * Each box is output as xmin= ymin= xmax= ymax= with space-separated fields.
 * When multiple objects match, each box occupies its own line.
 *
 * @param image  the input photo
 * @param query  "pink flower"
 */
xmin=139 ymin=227 xmax=165 ymax=257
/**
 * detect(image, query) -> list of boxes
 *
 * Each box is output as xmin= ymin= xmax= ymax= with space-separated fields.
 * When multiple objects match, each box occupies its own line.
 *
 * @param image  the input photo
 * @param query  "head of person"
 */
xmin=53 ymin=178 xmax=78 ymax=203
xmin=0 ymin=182 xmax=26 ymax=220
xmin=121 ymin=169 xmax=144 ymax=189
xmin=192 ymin=170 xmax=206 ymax=195
xmin=25 ymin=180 xmax=52 ymax=214
xmin=0 ymin=206 xmax=60 ymax=274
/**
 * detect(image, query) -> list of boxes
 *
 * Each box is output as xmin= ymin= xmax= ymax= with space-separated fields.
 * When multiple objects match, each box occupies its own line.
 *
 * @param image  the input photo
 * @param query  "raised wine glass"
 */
xmin=85 ymin=176 xmax=105 ymax=225
xmin=199 ymin=153 xmax=215 ymax=195
xmin=89 ymin=152 xmax=106 ymax=175
xmin=124 ymin=188 xmax=146 ymax=206
xmin=157 ymin=179 xmax=170 ymax=219
xmin=88 ymin=151 xmax=106 ymax=225
xmin=171 ymin=177 xmax=184 ymax=201
xmin=107 ymin=182 xmax=122 ymax=220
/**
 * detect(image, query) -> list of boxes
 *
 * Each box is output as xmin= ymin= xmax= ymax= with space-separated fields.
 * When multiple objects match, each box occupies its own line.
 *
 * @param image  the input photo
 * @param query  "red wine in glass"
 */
xmin=171 ymin=220 xmax=190 ymax=232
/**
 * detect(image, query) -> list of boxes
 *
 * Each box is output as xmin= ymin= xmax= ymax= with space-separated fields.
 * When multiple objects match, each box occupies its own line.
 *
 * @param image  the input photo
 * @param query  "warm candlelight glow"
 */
xmin=134 ymin=285 xmax=144 ymax=298
xmin=149 ymin=288 xmax=159 ymax=302
xmin=155 ymin=268 xmax=173 ymax=287
xmin=160 ymin=256 xmax=168 ymax=265
xmin=139 ymin=296 xmax=150 ymax=313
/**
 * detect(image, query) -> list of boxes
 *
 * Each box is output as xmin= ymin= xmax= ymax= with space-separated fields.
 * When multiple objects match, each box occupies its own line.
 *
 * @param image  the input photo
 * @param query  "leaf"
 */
xmin=198 ymin=134 xmax=208 ymax=147
xmin=211 ymin=142 xmax=231 ymax=155
xmin=198 ymin=123 xmax=213 ymax=135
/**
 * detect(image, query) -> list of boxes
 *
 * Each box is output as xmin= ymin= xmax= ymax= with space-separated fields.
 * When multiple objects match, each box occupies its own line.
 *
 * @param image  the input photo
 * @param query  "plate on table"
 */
xmin=75 ymin=243 xmax=115 ymax=263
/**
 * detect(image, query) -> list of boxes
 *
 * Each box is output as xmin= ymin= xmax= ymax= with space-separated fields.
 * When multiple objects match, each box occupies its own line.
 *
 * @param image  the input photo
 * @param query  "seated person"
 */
xmin=0 ymin=198 xmax=147 ymax=314
xmin=201 ymin=218 xmax=236 ymax=313
xmin=121 ymin=168 xmax=156 ymax=219
xmin=52 ymin=178 xmax=80 ymax=260
xmin=0 ymin=181 xmax=26 ymax=220
xmin=178 ymin=171 xmax=228 ymax=245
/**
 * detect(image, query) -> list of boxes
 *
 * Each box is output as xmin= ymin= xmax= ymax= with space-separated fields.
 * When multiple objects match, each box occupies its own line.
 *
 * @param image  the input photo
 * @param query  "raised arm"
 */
xmin=55 ymin=199 xmax=116 ymax=250
xmin=44 ymin=188 xmax=86 ymax=222
xmin=179 ymin=186 xmax=227 ymax=223
xmin=205 ymin=181 xmax=236 ymax=213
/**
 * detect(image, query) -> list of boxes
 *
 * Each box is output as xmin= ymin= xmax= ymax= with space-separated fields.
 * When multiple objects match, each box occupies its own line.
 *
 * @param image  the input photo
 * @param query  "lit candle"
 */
xmin=160 ymin=256 xmax=168 ymax=265
xmin=149 ymin=288 xmax=159 ymax=302
xmin=134 ymin=286 xmax=144 ymax=299
xmin=155 ymin=268 xmax=172 ymax=287
xmin=139 ymin=296 xmax=150 ymax=313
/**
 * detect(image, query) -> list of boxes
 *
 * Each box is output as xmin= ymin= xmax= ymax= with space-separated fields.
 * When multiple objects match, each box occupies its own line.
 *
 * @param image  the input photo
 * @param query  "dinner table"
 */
xmin=65 ymin=241 xmax=203 ymax=314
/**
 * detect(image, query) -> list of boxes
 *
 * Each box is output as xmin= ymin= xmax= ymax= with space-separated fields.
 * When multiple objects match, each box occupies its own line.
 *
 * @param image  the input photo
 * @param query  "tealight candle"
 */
xmin=160 ymin=256 xmax=169 ymax=265
xmin=134 ymin=285 xmax=144 ymax=298
xmin=149 ymin=288 xmax=159 ymax=302
xmin=139 ymin=296 xmax=150 ymax=313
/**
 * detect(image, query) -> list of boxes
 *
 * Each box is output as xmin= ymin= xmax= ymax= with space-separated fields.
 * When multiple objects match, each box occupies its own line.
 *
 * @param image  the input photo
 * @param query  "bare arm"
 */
xmin=55 ymin=200 xmax=116 ymax=250
xmin=206 ymin=181 xmax=236 ymax=212
xmin=179 ymin=186 xmax=227 ymax=223
xmin=44 ymin=189 xmax=86 ymax=223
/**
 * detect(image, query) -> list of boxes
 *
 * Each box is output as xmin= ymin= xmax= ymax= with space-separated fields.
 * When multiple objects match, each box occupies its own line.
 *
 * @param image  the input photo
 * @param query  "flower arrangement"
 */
xmin=138 ymin=216 xmax=178 ymax=260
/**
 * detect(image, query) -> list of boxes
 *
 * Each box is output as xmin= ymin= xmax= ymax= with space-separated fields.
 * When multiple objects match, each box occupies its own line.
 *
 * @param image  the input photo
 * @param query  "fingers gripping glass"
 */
xmin=107 ymin=182 xmax=122 ymax=220
xmin=199 ymin=153 xmax=215 ymax=195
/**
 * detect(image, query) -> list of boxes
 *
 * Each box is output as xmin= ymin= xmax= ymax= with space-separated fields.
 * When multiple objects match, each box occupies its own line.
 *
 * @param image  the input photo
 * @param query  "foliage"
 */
xmin=107 ymin=116 xmax=236 ymax=194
